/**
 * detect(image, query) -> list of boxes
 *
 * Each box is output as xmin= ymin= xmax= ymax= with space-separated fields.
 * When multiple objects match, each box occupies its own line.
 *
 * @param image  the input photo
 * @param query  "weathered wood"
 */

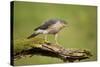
xmin=13 ymin=38 xmax=92 ymax=62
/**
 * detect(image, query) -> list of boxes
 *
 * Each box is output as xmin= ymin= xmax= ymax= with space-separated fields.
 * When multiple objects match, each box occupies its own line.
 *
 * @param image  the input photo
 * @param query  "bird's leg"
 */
xmin=44 ymin=34 xmax=49 ymax=43
xmin=55 ymin=34 xmax=59 ymax=45
xmin=45 ymin=34 xmax=47 ymax=41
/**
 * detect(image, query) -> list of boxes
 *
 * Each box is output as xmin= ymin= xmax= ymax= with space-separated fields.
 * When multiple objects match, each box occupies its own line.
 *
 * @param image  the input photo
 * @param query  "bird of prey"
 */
xmin=27 ymin=19 xmax=67 ymax=45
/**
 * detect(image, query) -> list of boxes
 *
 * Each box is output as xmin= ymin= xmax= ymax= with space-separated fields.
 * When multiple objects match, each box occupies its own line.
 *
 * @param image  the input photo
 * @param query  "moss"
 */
xmin=14 ymin=37 xmax=46 ymax=54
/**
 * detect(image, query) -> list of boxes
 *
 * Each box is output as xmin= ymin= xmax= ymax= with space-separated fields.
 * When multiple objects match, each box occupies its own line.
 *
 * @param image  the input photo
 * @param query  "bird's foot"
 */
xmin=44 ymin=40 xmax=50 ymax=43
xmin=55 ymin=42 xmax=60 ymax=45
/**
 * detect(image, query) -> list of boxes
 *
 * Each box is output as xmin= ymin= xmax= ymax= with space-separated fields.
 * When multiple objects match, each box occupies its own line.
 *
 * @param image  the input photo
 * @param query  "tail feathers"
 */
xmin=27 ymin=33 xmax=39 ymax=39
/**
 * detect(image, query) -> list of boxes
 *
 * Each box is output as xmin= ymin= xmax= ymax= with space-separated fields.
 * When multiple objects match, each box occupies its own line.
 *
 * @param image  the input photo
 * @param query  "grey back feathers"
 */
xmin=34 ymin=19 xmax=66 ymax=31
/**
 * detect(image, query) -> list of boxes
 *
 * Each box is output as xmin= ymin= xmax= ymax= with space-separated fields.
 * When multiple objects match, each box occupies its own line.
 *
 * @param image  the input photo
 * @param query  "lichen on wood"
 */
xmin=13 ymin=37 xmax=92 ymax=62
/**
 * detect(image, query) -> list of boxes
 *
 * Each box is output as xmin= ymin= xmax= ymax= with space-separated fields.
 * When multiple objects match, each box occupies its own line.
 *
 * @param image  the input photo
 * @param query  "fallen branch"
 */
xmin=13 ymin=38 xmax=92 ymax=62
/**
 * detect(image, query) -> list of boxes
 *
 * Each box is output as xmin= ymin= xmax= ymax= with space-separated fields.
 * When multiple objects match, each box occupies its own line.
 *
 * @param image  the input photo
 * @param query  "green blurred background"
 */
xmin=13 ymin=1 xmax=97 ymax=66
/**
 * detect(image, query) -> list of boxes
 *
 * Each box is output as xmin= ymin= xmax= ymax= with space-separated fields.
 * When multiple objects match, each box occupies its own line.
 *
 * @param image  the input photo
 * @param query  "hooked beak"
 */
xmin=63 ymin=24 xmax=67 ymax=27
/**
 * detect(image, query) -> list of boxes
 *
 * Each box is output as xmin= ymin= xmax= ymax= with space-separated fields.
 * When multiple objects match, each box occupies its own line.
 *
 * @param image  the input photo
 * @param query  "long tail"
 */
xmin=27 ymin=33 xmax=39 ymax=39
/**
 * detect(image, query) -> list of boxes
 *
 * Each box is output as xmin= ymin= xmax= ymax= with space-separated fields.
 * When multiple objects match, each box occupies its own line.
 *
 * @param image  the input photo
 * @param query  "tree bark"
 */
xmin=13 ymin=38 xmax=92 ymax=62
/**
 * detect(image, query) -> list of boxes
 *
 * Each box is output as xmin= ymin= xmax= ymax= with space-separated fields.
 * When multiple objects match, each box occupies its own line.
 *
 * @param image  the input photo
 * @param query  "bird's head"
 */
xmin=60 ymin=20 xmax=68 ymax=27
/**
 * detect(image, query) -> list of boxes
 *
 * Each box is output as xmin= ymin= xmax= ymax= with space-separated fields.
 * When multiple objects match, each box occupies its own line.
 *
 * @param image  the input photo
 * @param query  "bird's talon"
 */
xmin=45 ymin=40 xmax=50 ymax=43
xmin=55 ymin=42 xmax=59 ymax=45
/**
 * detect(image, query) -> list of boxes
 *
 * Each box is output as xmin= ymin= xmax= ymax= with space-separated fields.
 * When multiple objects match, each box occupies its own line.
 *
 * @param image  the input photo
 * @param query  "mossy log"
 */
xmin=13 ymin=37 xmax=92 ymax=62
